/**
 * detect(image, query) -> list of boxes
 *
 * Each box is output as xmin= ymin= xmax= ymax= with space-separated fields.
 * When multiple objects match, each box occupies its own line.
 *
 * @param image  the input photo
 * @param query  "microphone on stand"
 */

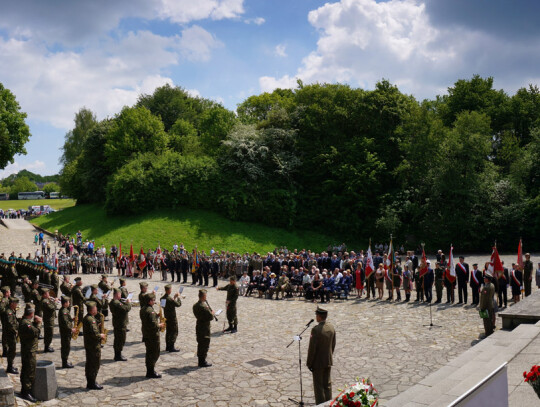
xmin=306 ymin=318 xmax=314 ymax=327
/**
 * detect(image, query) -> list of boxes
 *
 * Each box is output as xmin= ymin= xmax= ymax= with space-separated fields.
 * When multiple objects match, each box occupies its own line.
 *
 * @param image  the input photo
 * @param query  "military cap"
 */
xmin=139 ymin=282 xmax=148 ymax=288
xmin=0 ymin=286 xmax=10 ymax=294
xmin=24 ymin=303 xmax=35 ymax=314
xmin=315 ymin=306 xmax=328 ymax=315
xmin=164 ymin=284 xmax=172 ymax=290
xmin=39 ymin=287 xmax=49 ymax=295
xmin=113 ymin=288 xmax=121 ymax=295
xmin=61 ymin=295 xmax=71 ymax=303
xmin=91 ymin=284 xmax=98 ymax=290
xmin=101 ymin=274 xmax=107 ymax=279
xmin=473 ymin=263 xmax=478 ymax=267
xmin=31 ymin=280 xmax=39 ymax=285
xmin=74 ymin=277 xmax=82 ymax=282
xmin=21 ymin=275 xmax=28 ymax=280
xmin=229 ymin=275 xmax=236 ymax=281
xmin=9 ymin=296 xmax=19 ymax=303
xmin=86 ymin=301 xmax=97 ymax=310
xmin=119 ymin=278 xmax=126 ymax=284
xmin=199 ymin=289 xmax=207 ymax=295
xmin=144 ymin=292 xmax=156 ymax=301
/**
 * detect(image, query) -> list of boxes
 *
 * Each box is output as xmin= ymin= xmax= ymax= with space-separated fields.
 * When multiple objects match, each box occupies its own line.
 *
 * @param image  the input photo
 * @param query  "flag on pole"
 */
xmin=365 ymin=242 xmax=374 ymax=279
xmin=517 ymin=239 xmax=524 ymax=270
xmin=487 ymin=245 xmax=503 ymax=278
xmin=445 ymin=245 xmax=456 ymax=283
xmin=129 ymin=244 xmax=135 ymax=262
xmin=192 ymin=247 xmax=199 ymax=272
xmin=385 ymin=238 xmax=394 ymax=282
xmin=156 ymin=245 xmax=162 ymax=259
xmin=419 ymin=245 xmax=428 ymax=278
xmin=118 ymin=243 xmax=123 ymax=260
xmin=138 ymin=246 xmax=147 ymax=271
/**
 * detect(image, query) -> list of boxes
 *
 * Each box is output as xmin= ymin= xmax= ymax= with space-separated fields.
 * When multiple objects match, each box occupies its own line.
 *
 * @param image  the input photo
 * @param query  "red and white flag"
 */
xmin=138 ymin=246 xmax=147 ymax=270
xmin=445 ymin=245 xmax=456 ymax=283
xmin=419 ymin=246 xmax=428 ymax=278
xmin=365 ymin=243 xmax=374 ymax=278
xmin=487 ymin=246 xmax=503 ymax=278
xmin=517 ymin=239 xmax=524 ymax=270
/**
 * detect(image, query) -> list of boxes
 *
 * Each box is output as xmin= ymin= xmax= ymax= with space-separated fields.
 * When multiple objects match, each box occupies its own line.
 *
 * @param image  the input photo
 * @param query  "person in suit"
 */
xmin=423 ymin=261 xmax=434 ymax=303
xmin=307 ymin=307 xmax=336 ymax=405
xmin=469 ymin=264 xmax=482 ymax=305
xmin=498 ymin=261 xmax=509 ymax=308
xmin=456 ymin=256 xmax=469 ymax=304
xmin=510 ymin=264 xmax=523 ymax=303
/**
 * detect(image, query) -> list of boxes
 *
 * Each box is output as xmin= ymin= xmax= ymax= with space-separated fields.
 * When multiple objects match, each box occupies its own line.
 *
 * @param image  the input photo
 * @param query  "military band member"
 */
xmin=30 ymin=280 xmax=43 ymax=318
xmin=21 ymin=275 xmax=32 ymax=302
xmin=18 ymin=303 xmax=42 ymax=402
xmin=109 ymin=288 xmax=131 ymax=361
xmin=5 ymin=297 xmax=20 ymax=374
xmin=71 ymin=277 xmax=85 ymax=330
xmin=0 ymin=286 xmax=11 ymax=356
xmin=140 ymin=292 xmax=164 ymax=378
xmin=83 ymin=301 xmax=105 ymax=390
xmin=51 ymin=269 xmax=60 ymax=297
xmin=98 ymin=274 xmax=111 ymax=319
xmin=119 ymin=277 xmax=129 ymax=299
xmin=139 ymin=282 xmax=149 ymax=304
xmin=41 ymin=288 xmax=57 ymax=352
xmin=307 ymin=307 xmax=336 ymax=405
xmin=60 ymin=275 xmax=73 ymax=297
xmin=160 ymin=284 xmax=181 ymax=352
xmin=193 ymin=289 xmax=214 ymax=367
xmin=217 ymin=276 xmax=239 ymax=333
xmin=58 ymin=295 xmax=75 ymax=368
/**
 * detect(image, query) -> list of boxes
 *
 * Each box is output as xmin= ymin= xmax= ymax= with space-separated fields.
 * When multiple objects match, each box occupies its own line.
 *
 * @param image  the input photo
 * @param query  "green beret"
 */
xmin=139 ymin=282 xmax=148 ymax=288
xmin=144 ymin=292 xmax=156 ymax=301
xmin=86 ymin=301 xmax=97 ymax=310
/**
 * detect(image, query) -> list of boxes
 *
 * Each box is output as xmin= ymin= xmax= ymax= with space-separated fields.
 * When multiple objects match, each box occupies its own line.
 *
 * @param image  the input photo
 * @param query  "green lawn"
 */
xmin=0 ymin=199 xmax=76 ymax=211
xmin=30 ymin=204 xmax=360 ymax=254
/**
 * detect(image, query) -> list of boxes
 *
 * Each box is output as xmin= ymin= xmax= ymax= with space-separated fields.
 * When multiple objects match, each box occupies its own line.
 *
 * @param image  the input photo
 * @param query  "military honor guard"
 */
xmin=18 ymin=303 xmax=42 ymax=402
xmin=4 ymin=297 xmax=20 ymax=374
xmin=109 ymin=288 xmax=131 ymax=361
xmin=307 ymin=307 xmax=336 ymax=405
xmin=160 ymin=284 xmax=182 ymax=352
xmin=83 ymin=301 xmax=105 ymax=390
xmin=140 ymin=292 xmax=165 ymax=378
xmin=193 ymin=289 xmax=215 ymax=367
xmin=71 ymin=277 xmax=85 ymax=330
xmin=41 ymin=288 xmax=57 ymax=352
xmin=58 ymin=295 xmax=75 ymax=368
xmin=479 ymin=275 xmax=496 ymax=337
xmin=217 ymin=276 xmax=239 ymax=333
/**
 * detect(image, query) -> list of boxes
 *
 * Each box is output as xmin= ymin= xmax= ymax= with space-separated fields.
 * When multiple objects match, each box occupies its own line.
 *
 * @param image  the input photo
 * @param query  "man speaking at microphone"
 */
xmin=307 ymin=306 xmax=336 ymax=405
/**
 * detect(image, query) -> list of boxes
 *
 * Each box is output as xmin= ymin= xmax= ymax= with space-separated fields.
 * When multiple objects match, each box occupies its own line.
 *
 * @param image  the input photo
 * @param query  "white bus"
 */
xmin=18 ymin=191 xmax=45 ymax=200
xmin=0 ymin=193 xmax=8 ymax=200
xmin=49 ymin=192 xmax=60 ymax=199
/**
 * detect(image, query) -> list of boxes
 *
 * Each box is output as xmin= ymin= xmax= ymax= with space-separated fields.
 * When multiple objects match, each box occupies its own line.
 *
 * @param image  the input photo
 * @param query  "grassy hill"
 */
xmin=30 ymin=204 xmax=359 ymax=254
xmin=0 ymin=199 xmax=75 ymax=211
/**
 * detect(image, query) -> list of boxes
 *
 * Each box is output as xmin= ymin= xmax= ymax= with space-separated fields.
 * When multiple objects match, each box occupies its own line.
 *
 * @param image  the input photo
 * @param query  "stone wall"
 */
xmin=0 ymin=369 xmax=15 ymax=407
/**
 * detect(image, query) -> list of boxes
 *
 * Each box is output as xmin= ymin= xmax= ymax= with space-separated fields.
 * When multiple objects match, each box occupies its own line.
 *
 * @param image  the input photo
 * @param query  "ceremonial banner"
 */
xmin=138 ymin=246 xmax=147 ymax=270
xmin=419 ymin=246 xmax=428 ymax=278
xmin=517 ymin=239 xmax=523 ymax=270
xmin=129 ymin=244 xmax=135 ymax=262
xmin=487 ymin=246 xmax=503 ymax=278
xmin=445 ymin=245 xmax=456 ymax=283
xmin=193 ymin=247 xmax=199 ymax=272
xmin=118 ymin=242 xmax=122 ymax=260
xmin=365 ymin=244 xmax=374 ymax=278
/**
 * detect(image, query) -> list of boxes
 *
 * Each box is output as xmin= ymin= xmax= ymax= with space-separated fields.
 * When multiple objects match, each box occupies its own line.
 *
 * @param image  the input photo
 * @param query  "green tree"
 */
xmin=0 ymin=83 xmax=31 ymax=169
xmin=198 ymin=106 xmax=237 ymax=154
xmin=10 ymin=176 xmax=37 ymax=197
xmin=60 ymin=108 xmax=97 ymax=166
xmin=104 ymin=106 xmax=168 ymax=173
xmin=43 ymin=182 xmax=60 ymax=194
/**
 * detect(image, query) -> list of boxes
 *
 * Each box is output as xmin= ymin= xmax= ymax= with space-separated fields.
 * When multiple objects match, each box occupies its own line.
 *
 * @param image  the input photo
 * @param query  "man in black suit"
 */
xmin=456 ymin=256 xmax=469 ymax=304
xmin=423 ymin=260 xmax=434 ymax=303
xmin=498 ymin=261 xmax=509 ymax=308
xmin=469 ymin=263 xmax=482 ymax=305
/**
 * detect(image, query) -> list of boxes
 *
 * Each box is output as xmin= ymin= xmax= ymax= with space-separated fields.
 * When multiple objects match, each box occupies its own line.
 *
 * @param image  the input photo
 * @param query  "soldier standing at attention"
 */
xmin=217 ymin=276 xmax=239 ymax=333
xmin=479 ymin=275 xmax=496 ymax=337
xmin=307 ymin=307 xmax=336 ymax=405
xmin=109 ymin=288 xmax=131 ymax=361
xmin=41 ymin=288 xmax=57 ymax=352
xmin=58 ymin=295 xmax=75 ymax=368
xmin=119 ymin=278 xmax=129 ymax=299
xmin=98 ymin=274 xmax=111 ymax=320
xmin=524 ymin=253 xmax=533 ymax=297
xmin=83 ymin=301 xmax=105 ymax=390
xmin=5 ymin=297 xmax=20 ymax=374
xmin=0 ymin=286 xmax=11 ymax=357
xmin=18 ymin=303 xmax=42 ymax=402
xmin=140 ymin=292 xmax=164 ymax=378
xmin=160 ymin=284 xmax=181 ymax=352
xmin=193 ymin=289 xmax=214 ymax=367
xmin=30 ymin=280 xmax=43 ymax=318
xmin=434 ymin=262 xmax=444 ymax=304
xmin=60 ymin=275 xmax=72 ymax=297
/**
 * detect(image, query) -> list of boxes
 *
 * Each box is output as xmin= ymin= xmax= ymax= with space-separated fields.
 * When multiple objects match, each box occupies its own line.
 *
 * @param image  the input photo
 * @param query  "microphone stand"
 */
xmin=287 ymin=319 xmax=314 ymax=406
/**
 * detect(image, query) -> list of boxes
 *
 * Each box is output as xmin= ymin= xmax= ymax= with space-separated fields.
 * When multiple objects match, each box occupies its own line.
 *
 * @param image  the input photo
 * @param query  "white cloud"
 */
xmin=178 ymin=25 xmax=223 ymax=62
xmin=0 ymin=160 xmax=46 ymax=179
xmin=187 ymin=89 xmax=201 ymax=98
xmin=244 ymin=17 xmax=265 ymax=25
xmin=157 ymin=0 xmax=244 ymax=23
xmin=259 ymin=0 xmax=540 ymax=99
xmin=274 ymin=44 xmax=287 ymax=57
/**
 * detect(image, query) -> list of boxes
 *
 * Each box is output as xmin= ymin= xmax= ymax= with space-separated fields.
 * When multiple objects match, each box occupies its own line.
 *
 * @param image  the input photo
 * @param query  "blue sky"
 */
xmin=1 ymin=0 xmax=540 ymax=177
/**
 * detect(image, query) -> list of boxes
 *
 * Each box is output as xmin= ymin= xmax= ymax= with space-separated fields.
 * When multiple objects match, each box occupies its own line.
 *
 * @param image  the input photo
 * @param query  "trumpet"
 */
xmin=158 ymin=306 xmax=166 ymax=332
xmin=99 ymin=312 xmax=108 ymax=344
xmin=72 ymin=305 xmax=82 ymax=340
xmin=38 ymin=282 xmax=55 ymax=289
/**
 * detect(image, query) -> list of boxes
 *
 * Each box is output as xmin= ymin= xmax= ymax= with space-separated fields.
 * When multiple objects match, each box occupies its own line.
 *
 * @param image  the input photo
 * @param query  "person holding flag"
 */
xmin=444 ymin=246 xmax=456 ymax=303
xmin=138 ymin=247 xmax=147 ymax=279
xmin=191 ymin=248 xmax=200 ymax=285
xmin=364 ymin=243 xmax=375 ymax=299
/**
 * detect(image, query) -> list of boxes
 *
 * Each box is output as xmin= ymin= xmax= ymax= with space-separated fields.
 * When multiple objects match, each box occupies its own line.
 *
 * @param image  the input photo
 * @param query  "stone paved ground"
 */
xmin=1 ymin=221 xmax=538 ymax=406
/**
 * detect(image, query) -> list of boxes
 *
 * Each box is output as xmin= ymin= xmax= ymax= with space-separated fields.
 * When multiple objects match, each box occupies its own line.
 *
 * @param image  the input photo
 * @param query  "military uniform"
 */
xmin=71 ymin=280 xmax=85 ymax=327
xmin=140 ymin=293 xmax=161 ymax=377
xmin=160 ymin=286 xmax=182 ymax=351
xmin=98 ymin=277 xmax=111 ymax=317
xmin=119 ymin=278 xmax=129 ymax=299
xmin=434 ymin=265 xmax=444 ymax=303
xmin=4 ymin=298 xmax=19 ymax=373
xmin=60 ymin=280 xmax=72 ymax=297
xmin=58 ymin=299 xmax=74 ymax=368
xmin=217 ymin=281 xmax=239 ymax=332
xmin=307 ymin=308 xmax=336 ymax=405
xmin=19 ymin=309 xmax=41 ymax=400
xmin=30 ymin=285 xmax=43 ymax=317
xmin=0 ymin=288 xmax=11 ymax=356
xmin=193 ymin=293 xmax=214 ymax=367
xmin=109 ymin=290 xmax=131 ymax=361
xmin=41 ymin=289 xmax=57 ymax=351
xmin=83 ymin=303 xmax=103 ymax=389
xmin=479 ymin=279 xmax=496 ymax=337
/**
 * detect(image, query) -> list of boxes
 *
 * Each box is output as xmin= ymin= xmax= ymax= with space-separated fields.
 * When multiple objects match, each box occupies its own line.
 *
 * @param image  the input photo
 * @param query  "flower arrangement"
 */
xmin=330 ymin=378 xmax=379 ymax=407
xmin=523 ymin=365 xmax=540 ymax=398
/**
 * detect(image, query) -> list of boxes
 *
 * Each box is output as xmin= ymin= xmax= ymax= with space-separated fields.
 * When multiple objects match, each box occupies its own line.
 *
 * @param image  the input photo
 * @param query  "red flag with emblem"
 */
xmin=129 ymin=244 xmax=135 ymax=262
xmin=138 ymin=246 xmax=147 ymax=270
xmin=487 ymin=245 xmax=503 ymax=278
xmin=517 ymin=239 xmax=524 ymax=270
xmin=419 ymin=246 xmax=428 ymax=278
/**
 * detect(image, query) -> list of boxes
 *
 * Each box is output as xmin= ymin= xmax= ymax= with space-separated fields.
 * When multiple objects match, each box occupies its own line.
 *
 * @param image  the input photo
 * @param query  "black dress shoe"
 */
xmin=62 ymin=362 xmax=74 ymax=369
xmin=198 ymin=361 xmax=212 ymax=368
xmin=168 ymin=348 xmax=180 ymax=352
xmin=114 ymin=354 xmax=128 ymax=361
xmin=44 ymin=347 xmax=55 ymax=353
xmin=146 ymin=371 xmax=162 ymax=378
xmin=87 ymin=383 xmax=103 ymax=390
xmin=6 ymin=366 xmax=19 ymax=374
xmin=20 ymin=392 xmax=37 ymax=402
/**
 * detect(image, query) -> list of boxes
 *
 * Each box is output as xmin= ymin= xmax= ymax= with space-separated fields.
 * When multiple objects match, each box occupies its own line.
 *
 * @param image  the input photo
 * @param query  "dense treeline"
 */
xmin=59 ymin=76 xmax=540 ymax=251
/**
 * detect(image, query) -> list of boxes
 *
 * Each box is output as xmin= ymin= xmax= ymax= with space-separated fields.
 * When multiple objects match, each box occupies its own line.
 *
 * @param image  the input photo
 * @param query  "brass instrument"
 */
xmin=158 ymin=306 xmax=166 ymax=332
xmin=205 ymin=300 xmax=218 ymax=321
xmin=99 ymin=312 xmax=108 ymax=344
xmin=72 ymin=305 xmax=82 ymax=340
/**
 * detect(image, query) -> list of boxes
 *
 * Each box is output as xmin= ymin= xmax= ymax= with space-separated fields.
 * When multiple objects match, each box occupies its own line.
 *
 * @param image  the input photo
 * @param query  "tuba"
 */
xmin=158 ymin=306 xmax=166 ymax=333
xmin=99 ymin=312 xmax=108 ymax=344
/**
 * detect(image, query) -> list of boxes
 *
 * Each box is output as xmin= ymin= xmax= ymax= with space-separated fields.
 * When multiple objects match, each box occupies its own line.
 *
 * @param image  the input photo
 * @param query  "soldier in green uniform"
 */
xmin=139 ymin=282 xmax=149 ymax=305
xmin=71 ymin=277 xmax=85 ymax=331
xmin=119 ymin=278 xmax=129 ymax=299
xmin=4 ymin=262 xmax=18 ymax=293
xmin=193 ymin=289 xmax=215 ymax=367
xmin=5 ymin=297 xmax=20 ymax=374
xmin=51 ymin=268 xmax=60 ymax=297
xmin=0 ymin=286 xmax=11 ymax=357
xmin=414 ymin=268 xmax=424 ymax=302
xmin=434 ymin=262 xmax=444 ymax=304
xmin=479 ymin=275 xmax=496 ymax=337
xmin=30 ymin=280 xmax=43 ymax=318
xmin=83 ymin=301 xmax=105 ymax=390
xmin=60 ymin=275 xmax=73 ymax=297
xmin=87 ymin=284 xmax=104 ymax=324
xmin=140 ymin=292 xmax=164 ymax=378
xmin=307 ymin=307 xmax=336 ymax=405
xmin=98 ymin=274 xmax=111 ymax=319
xmin=109 ymin=288 xmax=131 ymax=361
xmin=41 ymin=288 xmax=57 ymax=352
xmin=217 ymin=276 xmax=239 ymax=333
xmin=58 ymin=295 xmax=75 ymax=368
xmin=18 ymin=303 xmax=42 ymax=402
xmin=160 ymin=284 xmax=182 ymax=352
xmin=21 ymin=275 xmax=32 ymax=302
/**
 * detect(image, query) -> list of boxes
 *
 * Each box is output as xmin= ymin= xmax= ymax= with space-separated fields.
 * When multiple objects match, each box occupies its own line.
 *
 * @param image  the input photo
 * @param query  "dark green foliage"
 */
xmin=0 ymin=83 xmax=31 ymax=169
